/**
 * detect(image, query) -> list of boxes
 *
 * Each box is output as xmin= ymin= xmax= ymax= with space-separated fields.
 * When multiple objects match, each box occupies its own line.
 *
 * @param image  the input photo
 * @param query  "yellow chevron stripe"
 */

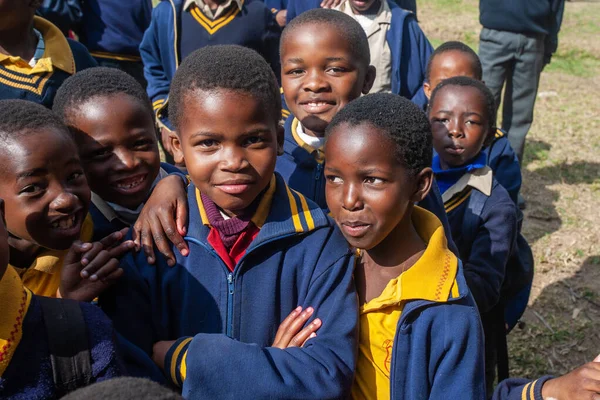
xmin=169 ymin=337 xmax=192 ymax=387
xmin=0 ymin=73 xmax=50 ymax=96
xmin=444 ymin=190 xmax=472 ymax=213
xmin=285 ymin=186 xmax=303 ymax=233
xmin=296 ymin=190 xmax=315 ymax=231
xmin=521 ymin=381 xmax=532 ymax=400
xmin=190 ymin=1 xmax=243 ymax=35
xmin=0 ymin=67 xmax=48 ymax=84
xmin=195 ymin=188 xmax=210 ymax=226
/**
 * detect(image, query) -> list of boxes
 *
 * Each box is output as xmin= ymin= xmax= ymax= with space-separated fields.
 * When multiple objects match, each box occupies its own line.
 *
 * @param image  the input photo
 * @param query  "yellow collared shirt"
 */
xmin=351 ymin=206 xmax=459 ymax=400
xmin=10 ymin=215 xmax=93 ymax=298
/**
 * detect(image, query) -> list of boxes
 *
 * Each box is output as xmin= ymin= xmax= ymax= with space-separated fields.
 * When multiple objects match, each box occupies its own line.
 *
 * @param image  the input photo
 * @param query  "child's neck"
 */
xmin=8 ymin=237 xmax=42 ymax=270
xmin=355 ymin=213 xmax=426 ymax=305
xmin=0 ymin=21 xmax=37 ymax=61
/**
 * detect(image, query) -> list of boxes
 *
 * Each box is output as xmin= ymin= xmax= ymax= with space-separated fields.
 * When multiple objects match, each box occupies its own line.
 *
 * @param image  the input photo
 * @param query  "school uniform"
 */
xmin=285 ymin=0 xmax=431 ymax=108
xmin=100 ymin=173 xmax=358 ymax=398
xmin=0 ymin=17 xmax=97 ymax=108
xmin=9 ymin=215 xmax=93 ymax=299
xmin=140 ymin=0 xmax=281 ymax=129
xmin=352 ymin=206 xmax=485 ymax=400
xmin=263 ymin=0 xmax=287 ymax=13
xmin=275 ymin=116 xmax=459 ymax=254
xmin=0 ymin=266 xmax=122 ymax=399
xmin=37 ymin=0 xmax=83 ymax=35
xmin=78 ymin=0 xmax=153 ymax=86
xmin=486 ymin=128 xmax=522 ymax=205
xmin=89 ymin=162 xmax=185 ymax=241
xmin=492 ymin=376 xmax=554 ymax=400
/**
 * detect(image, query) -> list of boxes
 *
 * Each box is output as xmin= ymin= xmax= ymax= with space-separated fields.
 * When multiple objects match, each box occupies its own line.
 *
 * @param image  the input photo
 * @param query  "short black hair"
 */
xmin=282 ymin=8 xmax=370 ymax=66
xmin=53 ymin=67 xmax=153 ymax=123
xmin=326 ymin=93 xmax=432 ymax=175
xmin=429 ymin=76 xmax=497 ymax=143
xmin=0 ymin=99 xmax=70 ymax=144
xmin=425 ymin=41 xmax=482 ymax=82
xmin=169 ymin=45 xmax=281 ymax=130
xmin=61 ymin=377 xmax=183 ymax=400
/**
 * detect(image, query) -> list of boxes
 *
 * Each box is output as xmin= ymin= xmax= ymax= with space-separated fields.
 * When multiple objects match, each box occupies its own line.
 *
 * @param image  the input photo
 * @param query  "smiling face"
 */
xmin=0 ymin=129 xmax=91 ymax=251
xmin=348 ymin=0 xmax=380 ymax=14
xmin=171 ymin=89 xmax=281 ymax=216
xmin=429 ymin=85 xmax=490 ymax=169
xmin=67 ymin=94 xmax=160 ymax=210
xmin=281 ymin=23 xmax=374 ymax=137
xmin=325 ymin=122 xmax=427 ymax=251
xmin=424 ymin=50 xmax=480 ymax=100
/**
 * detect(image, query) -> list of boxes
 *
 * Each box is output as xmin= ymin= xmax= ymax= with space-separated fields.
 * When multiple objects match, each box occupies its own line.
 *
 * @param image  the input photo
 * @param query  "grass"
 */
xmin=420 ymin=0 xmax=600 ymax=379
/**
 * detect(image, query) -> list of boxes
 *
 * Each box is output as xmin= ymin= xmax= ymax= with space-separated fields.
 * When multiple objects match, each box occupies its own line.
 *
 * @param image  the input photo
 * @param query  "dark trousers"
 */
xmin=93 ymin=56 xmax=147 ymax=89
xmin=479 ymin=28 xmax=546 ymax=164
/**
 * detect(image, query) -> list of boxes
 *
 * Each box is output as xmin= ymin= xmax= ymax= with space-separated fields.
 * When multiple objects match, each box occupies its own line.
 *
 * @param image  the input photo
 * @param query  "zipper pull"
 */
xmin=227 ymin=273 xmax=234 ymax=294
xmin=315 ymin=163 xmax=322 ymax=180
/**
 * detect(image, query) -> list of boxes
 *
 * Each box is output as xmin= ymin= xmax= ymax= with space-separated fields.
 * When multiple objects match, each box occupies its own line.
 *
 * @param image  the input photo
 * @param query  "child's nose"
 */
xmin=342 ymin=184 xmax=363 ymax=211
xmin=114 ymin=149 xmax=138 ymax=170
xmin=303 ymin=70 xmax=328 ymax=92
xmin=50 ymin=191 xmax=80 ymax=213
xmin=221 ymin=147 xmax=249 ymax=172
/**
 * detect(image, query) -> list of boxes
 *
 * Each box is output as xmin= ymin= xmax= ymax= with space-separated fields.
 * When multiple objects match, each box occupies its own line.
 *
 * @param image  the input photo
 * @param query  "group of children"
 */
xmin=1 ymin=0 xmax=600 ymax=399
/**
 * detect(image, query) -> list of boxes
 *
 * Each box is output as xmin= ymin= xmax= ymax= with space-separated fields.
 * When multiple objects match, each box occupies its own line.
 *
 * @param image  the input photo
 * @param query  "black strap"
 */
xmin=38 ymin=296 xmax=93 ymax=396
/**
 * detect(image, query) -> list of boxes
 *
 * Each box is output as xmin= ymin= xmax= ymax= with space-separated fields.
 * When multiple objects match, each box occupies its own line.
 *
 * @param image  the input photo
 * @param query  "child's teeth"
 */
xmin=53 ymin=215 xmax=76 ymax=230
xmin=117 ymin=176 xmax=144 ymax=189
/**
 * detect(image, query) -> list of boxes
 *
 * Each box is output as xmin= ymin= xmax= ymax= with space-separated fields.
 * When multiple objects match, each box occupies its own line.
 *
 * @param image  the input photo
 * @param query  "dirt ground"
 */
xmin=419 ymin=0 xmax=600 ymax=378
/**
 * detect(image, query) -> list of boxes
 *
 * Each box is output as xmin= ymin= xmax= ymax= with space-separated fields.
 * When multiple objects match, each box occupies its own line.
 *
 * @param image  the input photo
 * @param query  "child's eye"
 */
xmin=68 ymin=171 xmax=85 ymax=182
xmin=433 ymin=117 xmax=449 ymax=124
xmin=19 ymin=184 xmax=44 ymax=195
xmin=327 ymin=67 xmax=347 ymax=74
xmin=287 ymin=69 xmax=304 ymax=76
xmin=133 ymin=139 xmax=153 ymax=149
xmin=198 ymin=139 xmax=218 ymax=148
xmin=326 ymin=175 xmax=343 ymax=184
xmin=89 ymin=148 xmax=112 ymax=160
xmin=466 ymin=120 xmax=482 ymax=126
xmin=364 ymin=177 xmax=384 ymax=185
xmin=244 ymin=136 xmax=264 ymax=146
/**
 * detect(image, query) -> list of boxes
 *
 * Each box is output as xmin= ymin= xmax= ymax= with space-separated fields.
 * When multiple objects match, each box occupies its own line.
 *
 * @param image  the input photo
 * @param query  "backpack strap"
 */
xmin=37 ymin=296 xmax=93 ymax=396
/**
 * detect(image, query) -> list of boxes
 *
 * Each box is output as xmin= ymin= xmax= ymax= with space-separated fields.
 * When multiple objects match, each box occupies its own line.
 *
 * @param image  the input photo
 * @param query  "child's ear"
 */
xmin=276 ymin=124 xmax=284 ymax=156
xmin=411 ymin=167 xmax=434 ymax=203
xmin=169 ymin=132 xmax=185 ymax=165
xmin=362 ymin=65 xmax=377 ymax=95
xmin=423 ymin=82 xmax=432 ymax=100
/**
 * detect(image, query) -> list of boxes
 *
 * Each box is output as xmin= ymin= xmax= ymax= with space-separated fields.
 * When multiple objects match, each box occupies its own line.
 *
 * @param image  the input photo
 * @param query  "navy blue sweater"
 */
xmin=486 ymin=129 xmax=522 ymax=205
xmin=140 ymin=0 xmax=281 ymax=129
xmin=276 ymin=116 xmax=459 ymax=254
xmin=480 ymin=0 xmax=565 ymax=55
xmin=79 ymin=0 xmax=152 ymax=59
xmin=493 ymin=376 xmax=554 ymax=400
xmin=100 ymin=173 xmax=358 ymax=398
xmin=37 ymin=0 xmax=82 ymax=34
xmin=0 ymin=17 xmax=97 ymax=108
xmin=0 ymin=294 xmax=122 ymax=399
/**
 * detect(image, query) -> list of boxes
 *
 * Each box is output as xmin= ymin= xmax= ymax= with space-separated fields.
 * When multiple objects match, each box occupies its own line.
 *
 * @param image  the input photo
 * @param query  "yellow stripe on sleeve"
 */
xmin=285 ymin=186 xmax=303 ymax=232
xmin=169 ymin=337 xmax=193 ymax=386
xmin=521 ymin=382 xmax=532 ymax=400
xmin=296 ymin=191 xmax=315 ymax=231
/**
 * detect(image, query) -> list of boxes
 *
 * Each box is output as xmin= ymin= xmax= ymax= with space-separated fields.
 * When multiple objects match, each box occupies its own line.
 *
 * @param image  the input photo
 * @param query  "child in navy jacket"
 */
xmin=324 ymin=93 xmax=485 ymax=399
xmin=140 ymin=0 xmax=281 ymax=132
xmin=276 ymin=9 xmax=456 ymax=254
xmin=429 ymin=76 xmax=518 ymax=392
xmin=0 ymin=200 xmax=123 ymax=400
xmin=284 ymin=0 xmax=432 ymax=108
xmin=423 ymin=40 xmax=522 ymax=205
xmin=53 ymin=67 xmax=185 ymax=243
xmin=0 ymin=1 xmax=96 ymax=108
xmin=100 ymin=45 xmax=357 ymax=399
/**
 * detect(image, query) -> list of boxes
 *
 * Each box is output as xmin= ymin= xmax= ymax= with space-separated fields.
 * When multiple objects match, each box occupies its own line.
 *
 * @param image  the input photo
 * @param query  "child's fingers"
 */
xmin=273 ymin=306 xmax=302 ymax=345
xmin=106 ymin=240 xmax=135 ymax=259
xmin=80 ymin=250 xmax=115 ymax=281
xmin=155 ymin=211 xmax=186 ymax=264
xmin=99 ymin=265 xmax=124 ymax=284
xmin=64 ymin=241 xmax=93 ymax=266
xmin=273 ymin=307 xmax=314 ymax=349
xmin=79 ymin=242 xmax=105 ymax=277
xmin=99 ymin=227 xmax=130 ymax=250
xmin=175 ymin=199 xmax=189 ymax=253
xmin=147 ymin=215 xmax=176 ymax=266
xmin=290 ymin=319 xmax=321 ymax=348
xmin=300 ymin=331 xmax=318 ymax=348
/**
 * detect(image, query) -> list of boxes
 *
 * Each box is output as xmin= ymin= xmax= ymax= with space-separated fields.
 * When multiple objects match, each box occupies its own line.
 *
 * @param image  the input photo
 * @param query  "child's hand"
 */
xmin=59 ymin=228 xmax=134 ymax=302
xmin=133 ymin=175 xmax=189 ymax=267
xmin=161 ymin=127 xmax=173 ymax=156
xmin=275 ymin=9 xmax=287 ymax=27
xmin=541 ymin=354 xmax=600 ymax=399
xmin=272 ymin=306 xmax=322 ymax=349
xmin=152 ymin=340 xmax=176 ymax=371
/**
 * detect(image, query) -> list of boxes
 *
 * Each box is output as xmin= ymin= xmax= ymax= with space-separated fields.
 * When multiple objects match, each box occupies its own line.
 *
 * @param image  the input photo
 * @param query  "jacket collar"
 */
xmin=441 ymin=166 xmax=493 ymax=203
xmin=186 ymin=172 xmax=330 ymax=249
xmin=283 ymin=116 xmax=324 ymax=167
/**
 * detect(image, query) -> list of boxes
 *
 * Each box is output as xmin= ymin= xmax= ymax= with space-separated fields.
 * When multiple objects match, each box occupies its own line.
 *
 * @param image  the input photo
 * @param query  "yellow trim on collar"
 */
xmin=189 ymin=0 xmax=244 ymax=35
xmin=34 ymin=17 xmax=75 ymax=75
xmin=291 ymin=118 xmax=325 ymax=163
xmin=0 ymin=267 xmax=33 ymax=377
xmin=360 ymin=206 xmax=458 ymax=313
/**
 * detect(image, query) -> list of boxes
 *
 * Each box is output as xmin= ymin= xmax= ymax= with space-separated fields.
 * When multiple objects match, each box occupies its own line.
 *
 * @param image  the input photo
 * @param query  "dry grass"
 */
xmin=419 ymin=0 xmax=600 ymax=378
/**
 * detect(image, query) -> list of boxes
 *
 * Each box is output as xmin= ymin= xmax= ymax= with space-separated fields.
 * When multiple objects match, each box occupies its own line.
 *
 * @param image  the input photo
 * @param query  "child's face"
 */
xmin=67 ymin=94 xmax=161 ymax=210
xmin=171 ymin=89 xmax=282 ymax=217
xmin=0 ymin=0 xmax=37 ymax=31
xmin=0 ymin=129 xmax=91 ymax=251
xmin=0 ymin=199 xmax=8 ymax=281
xmin=430 ymin=85 xmax=490 ymax=169
xmin=424 ymin=50 xmax=479 ymax=100
xmin=325 ymin=123 xmax=429 ymax=251
xmin=348 ymin=0 xmax=380 ymax=13
xmin=281 ymin=23 xmax=375 ymax=137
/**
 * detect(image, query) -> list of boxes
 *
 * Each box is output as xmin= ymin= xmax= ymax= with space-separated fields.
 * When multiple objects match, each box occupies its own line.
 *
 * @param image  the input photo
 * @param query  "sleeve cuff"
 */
xmin=164 ymin=337 xmax=193 ymax=387
xmin=524 ymin=375 xmax=554 ymax=400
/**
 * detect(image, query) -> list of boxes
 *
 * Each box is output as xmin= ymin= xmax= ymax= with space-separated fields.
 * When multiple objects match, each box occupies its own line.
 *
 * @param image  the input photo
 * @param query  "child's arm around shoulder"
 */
xmin=163 ymin=226 xmax=358 ymax=399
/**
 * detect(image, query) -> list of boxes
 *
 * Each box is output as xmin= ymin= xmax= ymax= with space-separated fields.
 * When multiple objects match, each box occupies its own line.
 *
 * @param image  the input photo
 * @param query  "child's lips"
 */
xmin=445 ymin=146 xmax=465 ymax=156
xmin=215 ymin=181 xmax=255 ymax=195
xmin=48 ymin=210 xmax=83 ymax=238
xmin=340 ymin=221 xmax=371 ymax=238
xmin=299 ymin=100 xmax=335 ymax=115
xmin=110 ymin=173 xmax=148 ymax=194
